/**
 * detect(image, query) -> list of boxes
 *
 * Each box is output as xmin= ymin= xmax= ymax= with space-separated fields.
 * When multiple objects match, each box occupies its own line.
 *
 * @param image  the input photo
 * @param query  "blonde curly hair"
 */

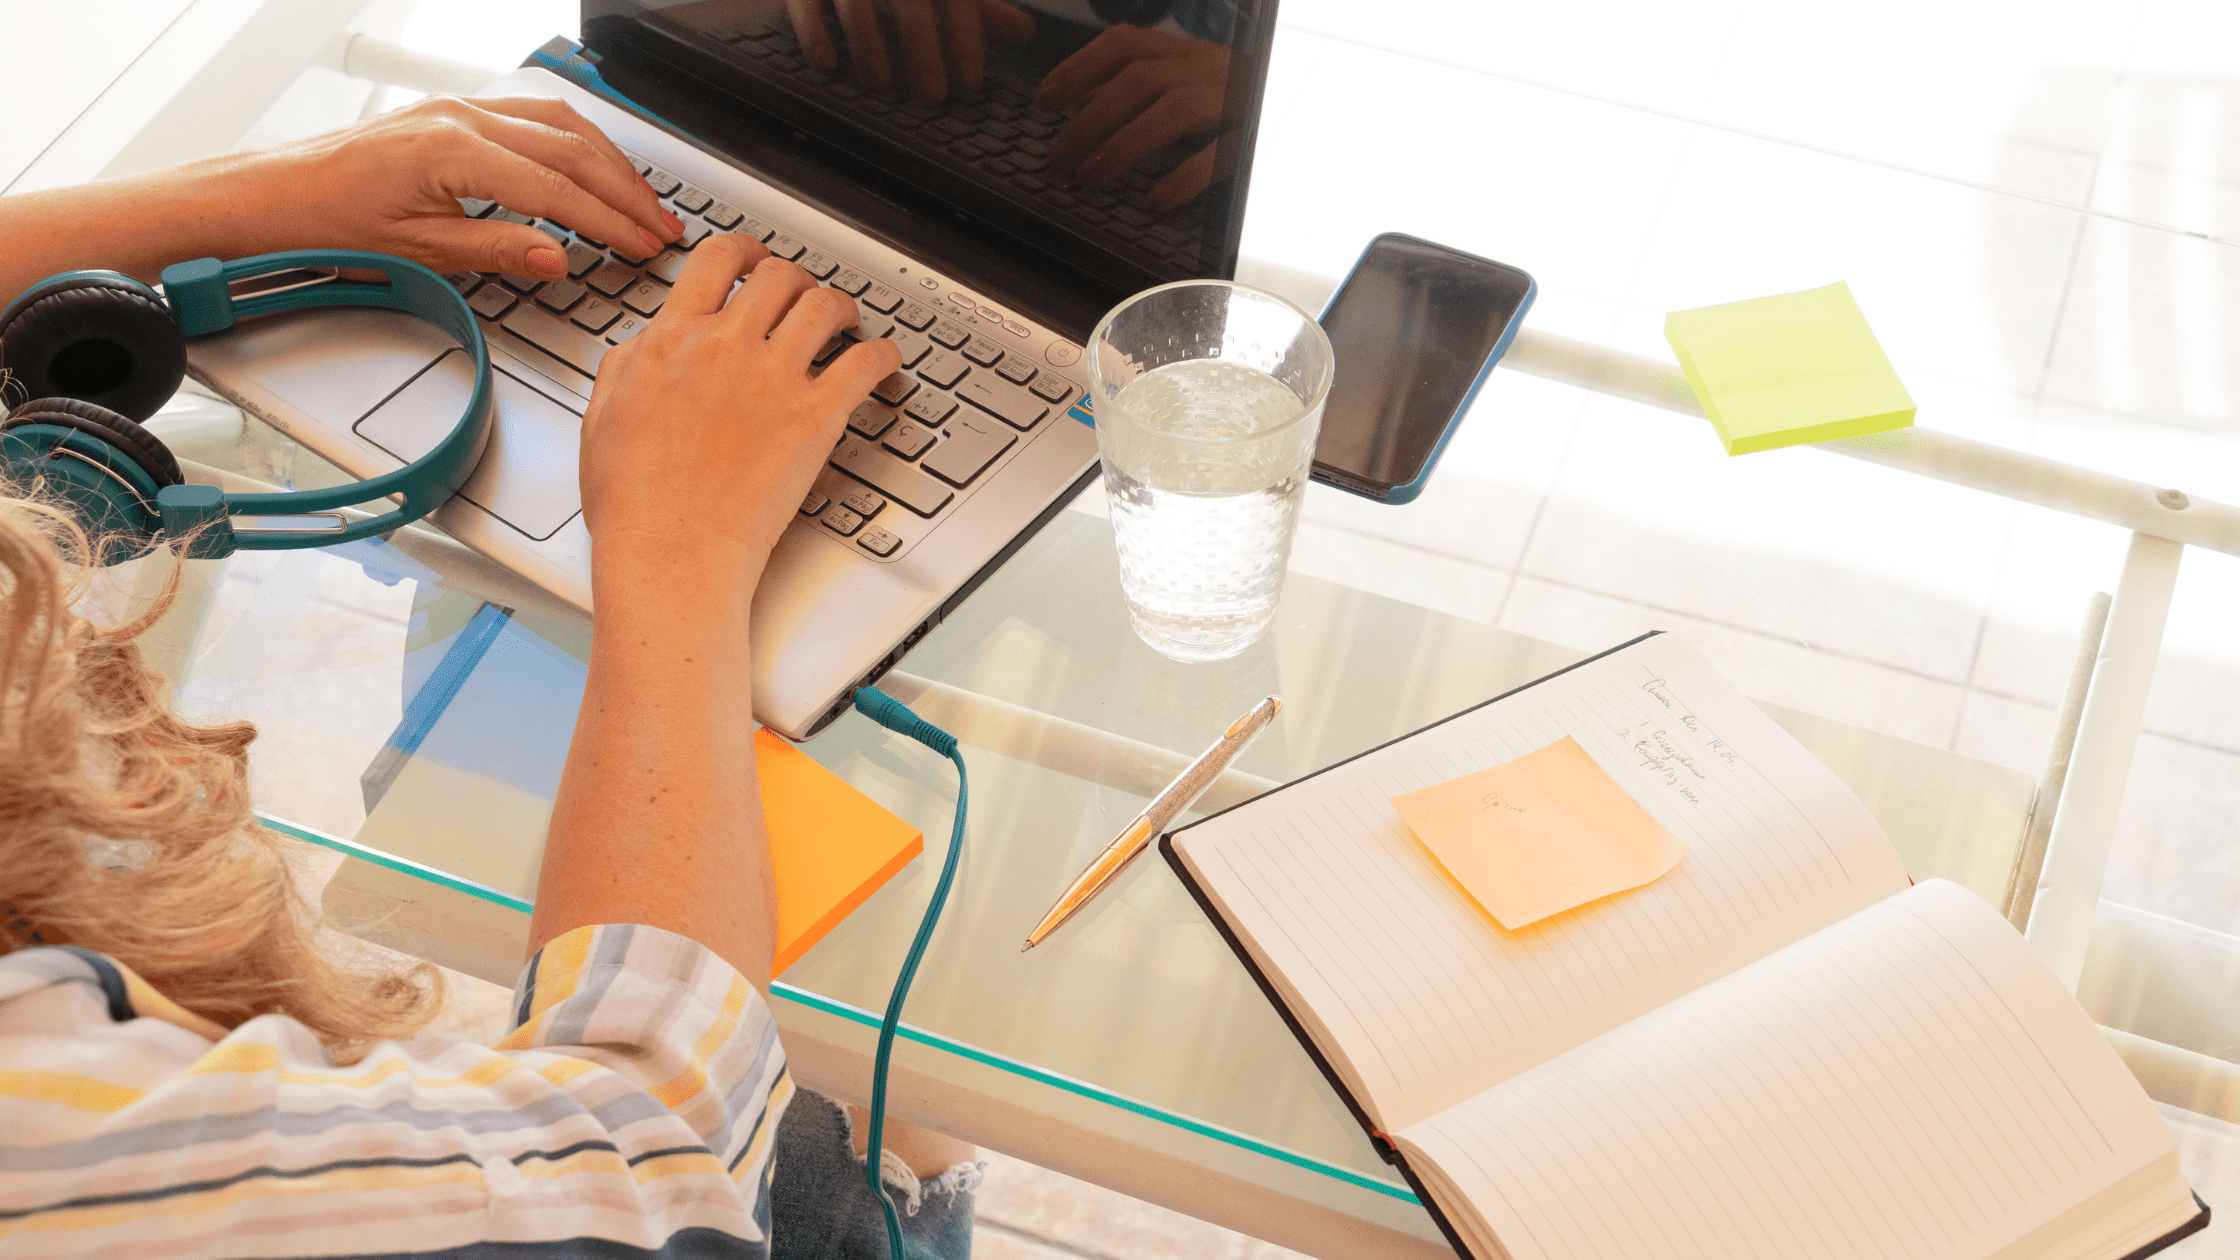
xmin=0 ymin=493 xmax=439 ymax=1063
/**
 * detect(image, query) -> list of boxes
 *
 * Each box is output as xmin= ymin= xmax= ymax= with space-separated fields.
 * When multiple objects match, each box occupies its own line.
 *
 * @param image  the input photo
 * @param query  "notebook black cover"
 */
xmin=1159 ymin=632 xmax=2212 ymax=1260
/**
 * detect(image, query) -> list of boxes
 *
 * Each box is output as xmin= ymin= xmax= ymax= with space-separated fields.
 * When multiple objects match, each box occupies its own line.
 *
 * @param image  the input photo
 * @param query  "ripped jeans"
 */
xmin=771 ymin=1089 xmax=983 ymax=1260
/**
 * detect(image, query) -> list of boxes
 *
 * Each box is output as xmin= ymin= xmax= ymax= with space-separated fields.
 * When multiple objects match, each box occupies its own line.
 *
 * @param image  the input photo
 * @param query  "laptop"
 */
xmin=184 ymin=0 xmax=1280 ymax=739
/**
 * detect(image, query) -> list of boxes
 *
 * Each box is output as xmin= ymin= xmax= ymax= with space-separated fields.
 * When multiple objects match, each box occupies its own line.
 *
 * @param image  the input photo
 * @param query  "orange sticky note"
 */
xmin=1389 ymin=736 xmax=1685 ymax=931
xmin=756 ymin=728 xmax=924 ymax=973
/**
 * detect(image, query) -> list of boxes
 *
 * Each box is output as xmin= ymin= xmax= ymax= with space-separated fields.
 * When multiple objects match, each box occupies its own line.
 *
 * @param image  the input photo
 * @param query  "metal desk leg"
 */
xmin=2026 ymin=532 xmax=2185 ymax=989
xmin=2007 ymin=592 xmax=2112 ymax=929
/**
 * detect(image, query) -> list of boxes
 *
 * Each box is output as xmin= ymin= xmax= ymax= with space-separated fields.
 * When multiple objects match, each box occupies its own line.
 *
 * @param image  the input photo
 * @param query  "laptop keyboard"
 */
xmin=693 ymin=20 xmax=1210 ymax=277
xmin=446 ymin=148 xmax=1084 ymax=563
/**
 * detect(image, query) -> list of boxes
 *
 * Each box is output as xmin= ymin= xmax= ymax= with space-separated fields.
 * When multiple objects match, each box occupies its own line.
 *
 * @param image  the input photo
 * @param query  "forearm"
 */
xmin=3 ymin=96 xmax=685 ymax=310
xmin=531 ymin=542 xmax=778 ymax=988
xmin=0 ymin=154 xmax=260 ymax=302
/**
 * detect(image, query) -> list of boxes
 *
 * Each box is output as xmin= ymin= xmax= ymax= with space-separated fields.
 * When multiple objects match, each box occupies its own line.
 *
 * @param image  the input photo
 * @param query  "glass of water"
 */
xmin=1087 ymin=280 xmax=1335 ymax=662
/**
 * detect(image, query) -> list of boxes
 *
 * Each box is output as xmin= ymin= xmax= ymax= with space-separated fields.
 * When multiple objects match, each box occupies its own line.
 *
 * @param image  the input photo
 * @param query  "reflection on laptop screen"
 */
xmin=581 ymin=0 xmax=1276 ymax=325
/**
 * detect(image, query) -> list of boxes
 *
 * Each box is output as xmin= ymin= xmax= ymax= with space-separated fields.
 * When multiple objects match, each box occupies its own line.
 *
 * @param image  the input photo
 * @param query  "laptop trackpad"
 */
xmin=356 ymin=349 xmax=584 ymax=541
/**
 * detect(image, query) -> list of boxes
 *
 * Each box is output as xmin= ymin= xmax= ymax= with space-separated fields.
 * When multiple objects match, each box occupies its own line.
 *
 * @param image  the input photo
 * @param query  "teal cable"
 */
xmin=850 ymin=686 xmax=967 ymax=1260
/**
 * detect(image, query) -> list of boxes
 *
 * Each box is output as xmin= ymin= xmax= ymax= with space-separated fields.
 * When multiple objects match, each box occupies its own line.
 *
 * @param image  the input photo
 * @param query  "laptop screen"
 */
xmin=580 ymin=0 xmax=1278 ymax=335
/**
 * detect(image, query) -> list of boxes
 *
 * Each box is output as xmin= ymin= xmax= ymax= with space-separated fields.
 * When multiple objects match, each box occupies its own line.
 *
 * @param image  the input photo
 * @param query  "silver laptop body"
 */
xmin=185 ymin=4 xmax=1277 ymax=739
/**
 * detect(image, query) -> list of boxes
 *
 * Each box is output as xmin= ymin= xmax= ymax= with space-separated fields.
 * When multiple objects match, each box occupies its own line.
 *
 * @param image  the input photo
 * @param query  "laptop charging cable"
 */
xmin=847 ymin=685 xmax=968 ymax=1260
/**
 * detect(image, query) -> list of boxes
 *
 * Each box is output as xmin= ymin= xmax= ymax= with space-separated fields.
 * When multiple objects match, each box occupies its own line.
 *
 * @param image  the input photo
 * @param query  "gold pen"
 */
xmin=1022 ymin=695 xmax=1282 ymax=951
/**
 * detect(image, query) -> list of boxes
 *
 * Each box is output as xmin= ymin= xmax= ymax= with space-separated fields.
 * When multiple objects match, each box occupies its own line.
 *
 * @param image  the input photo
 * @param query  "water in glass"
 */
xmin=1101 ymin=358 xmax=1317 ymax=661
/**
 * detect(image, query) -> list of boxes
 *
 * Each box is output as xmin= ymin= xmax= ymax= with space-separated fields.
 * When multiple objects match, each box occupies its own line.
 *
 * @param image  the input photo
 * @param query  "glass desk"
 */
xmin=64 ymin=0 xmax=2231 ymax=1249
xmin=137 ymin=413 xmax=2035 ymax=1258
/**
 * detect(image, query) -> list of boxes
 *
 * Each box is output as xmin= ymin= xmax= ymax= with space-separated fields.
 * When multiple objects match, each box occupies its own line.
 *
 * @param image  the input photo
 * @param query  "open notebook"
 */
xmin=1162 ymin=632 xmax=2207 ymax=1260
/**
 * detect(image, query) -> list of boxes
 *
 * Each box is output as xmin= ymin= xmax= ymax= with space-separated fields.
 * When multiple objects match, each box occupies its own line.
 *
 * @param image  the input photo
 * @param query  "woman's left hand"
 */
xmin=217 ymin=95 xmax=683 ymax=283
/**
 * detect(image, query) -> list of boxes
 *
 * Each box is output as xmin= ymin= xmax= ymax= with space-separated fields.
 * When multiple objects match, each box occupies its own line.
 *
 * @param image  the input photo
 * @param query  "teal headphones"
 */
xmin=0 ymin=250 xmax=492 ymax=561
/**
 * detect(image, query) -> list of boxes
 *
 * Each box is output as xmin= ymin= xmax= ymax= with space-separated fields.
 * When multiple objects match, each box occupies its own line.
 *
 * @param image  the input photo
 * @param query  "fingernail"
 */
xmin=639 ymin=227 xmax=664 ymax=253
xmin=662 ymin=210 xmax=683 ymax=233
xmin=528 ymin=247 xmax=566 ymax=278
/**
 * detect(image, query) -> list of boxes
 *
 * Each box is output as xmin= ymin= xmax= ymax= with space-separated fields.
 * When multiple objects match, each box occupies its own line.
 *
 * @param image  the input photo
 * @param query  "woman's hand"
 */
xmin=0 ymin=94 xmax=681 ymax=303
xmin=537 ymin=236 xmax=899 ymax=989
xmin=221 ymin=95 xmax=681 ymax=280
xmin=578 ymin=233 xmax=903 ymax=585
xmin=1036 ymin=27 xmax=1230 ymax=211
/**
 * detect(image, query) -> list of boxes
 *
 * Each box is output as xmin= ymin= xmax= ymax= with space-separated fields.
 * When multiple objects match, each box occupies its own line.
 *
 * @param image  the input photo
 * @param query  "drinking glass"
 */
xmin=1086 ymin=281 xmax=1335 ymax=662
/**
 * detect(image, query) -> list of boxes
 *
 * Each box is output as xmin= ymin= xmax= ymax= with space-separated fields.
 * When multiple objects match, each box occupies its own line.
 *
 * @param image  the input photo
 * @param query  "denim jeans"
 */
xmin=771 ymin=1089 xmax=982 ymax=1260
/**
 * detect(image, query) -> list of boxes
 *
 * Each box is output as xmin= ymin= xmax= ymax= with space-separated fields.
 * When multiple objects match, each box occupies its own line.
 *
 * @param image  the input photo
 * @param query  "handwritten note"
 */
xmin=1389 ymin=736 xmax=1687 ymax=931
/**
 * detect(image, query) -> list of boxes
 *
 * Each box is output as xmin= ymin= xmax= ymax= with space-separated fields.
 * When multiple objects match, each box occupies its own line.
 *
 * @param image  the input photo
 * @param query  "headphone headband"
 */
xmin=151 ymin=250 xmax=494 ymax=556
xmin=4 ymin=250 xmax=492 ymax=560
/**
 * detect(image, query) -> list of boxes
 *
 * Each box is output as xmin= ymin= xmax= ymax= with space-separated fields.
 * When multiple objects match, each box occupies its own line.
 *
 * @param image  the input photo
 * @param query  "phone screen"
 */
xmin=1312 ymin=235 xmax=1535 ymax=497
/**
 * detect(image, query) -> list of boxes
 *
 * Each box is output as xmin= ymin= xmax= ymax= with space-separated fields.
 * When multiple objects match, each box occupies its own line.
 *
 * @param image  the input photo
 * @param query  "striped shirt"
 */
xmin=0 ymin=923 xmax=793 ymax=1258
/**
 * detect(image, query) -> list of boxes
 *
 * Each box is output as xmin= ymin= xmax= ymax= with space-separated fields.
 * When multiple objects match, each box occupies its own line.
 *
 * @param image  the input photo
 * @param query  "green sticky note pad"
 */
xmin=1664 ymin=281 xmax=1915 ymax=455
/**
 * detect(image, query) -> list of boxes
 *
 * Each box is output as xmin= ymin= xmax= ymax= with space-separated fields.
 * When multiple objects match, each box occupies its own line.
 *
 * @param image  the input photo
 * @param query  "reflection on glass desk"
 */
xmin=584 ymin=0 xmax=1266 ymax=306
xmin=153 ymin=416 xmax=2033 ymax=1256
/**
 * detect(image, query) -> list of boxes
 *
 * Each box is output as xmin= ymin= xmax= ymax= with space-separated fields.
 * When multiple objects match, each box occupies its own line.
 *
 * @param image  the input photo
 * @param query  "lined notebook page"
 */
xmin=1400 ymin=880 xmax=2186 ymax=1260
xmin=1175 ymin=633 xmax=1908 ymax=1131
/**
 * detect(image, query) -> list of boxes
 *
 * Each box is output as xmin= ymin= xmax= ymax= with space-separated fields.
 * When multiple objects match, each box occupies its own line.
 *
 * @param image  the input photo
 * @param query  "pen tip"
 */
xmin=1019 ymin=940 xmax=1034 ymax=952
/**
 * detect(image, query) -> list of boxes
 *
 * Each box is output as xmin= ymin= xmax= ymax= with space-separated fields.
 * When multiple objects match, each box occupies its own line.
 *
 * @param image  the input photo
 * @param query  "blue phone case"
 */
xmin=1312 ymin=233 xmax=1536 ymax=505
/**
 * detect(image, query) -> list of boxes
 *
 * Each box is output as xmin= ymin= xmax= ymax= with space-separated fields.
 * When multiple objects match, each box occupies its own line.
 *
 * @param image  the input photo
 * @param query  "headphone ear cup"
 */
xmin=3 ymin=397 xmax=184 ymax=489
xmin=0 ymin=397 xmax=174 ymax=563
xmin=0 ymin=274 xmax=186 ymax=423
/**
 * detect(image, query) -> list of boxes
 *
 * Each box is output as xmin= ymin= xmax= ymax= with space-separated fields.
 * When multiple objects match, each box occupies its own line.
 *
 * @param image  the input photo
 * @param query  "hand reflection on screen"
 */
xmin=782 ymin=0 xmax=1036 ymax=102
xmin=1035 ymin=26 xmax=1230 ymax=211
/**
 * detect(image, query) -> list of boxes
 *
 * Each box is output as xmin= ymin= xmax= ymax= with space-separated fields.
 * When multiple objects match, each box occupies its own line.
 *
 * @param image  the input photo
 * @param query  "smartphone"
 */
xmin=1309 ymin=233 xmax=1536 ymax=504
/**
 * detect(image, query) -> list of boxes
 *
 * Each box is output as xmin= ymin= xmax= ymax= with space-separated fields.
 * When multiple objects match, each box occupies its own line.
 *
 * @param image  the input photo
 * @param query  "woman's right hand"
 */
xmin=577 ymin=234 xmax=902 ymax=588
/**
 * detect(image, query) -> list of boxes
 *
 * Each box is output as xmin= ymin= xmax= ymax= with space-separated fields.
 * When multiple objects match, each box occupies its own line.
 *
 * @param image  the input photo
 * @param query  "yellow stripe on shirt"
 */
xmin=186 ymin=1042 xmax=527 ymax=1092
xmin=536 ymin=1057 xmax=601 ymax=1087
xmin=0 ymin=1069 xmax=143 ymax=1113
xmin=627 ymin=1150 xmax=728 ymax=1185
xmin=0 ymin=924 xmax=791 ymax=1257
xmin=650 ymin=973 xmax=750 ymax=1109
xmin=496 ymin=926 xmax=599 ymax=1052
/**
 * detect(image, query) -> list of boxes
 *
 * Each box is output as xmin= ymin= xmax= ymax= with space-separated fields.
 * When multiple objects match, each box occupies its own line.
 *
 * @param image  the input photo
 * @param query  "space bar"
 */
xmin=831 ymin=438 xmax=955 ymax=517
xmin=501 ymin=305 xmax=607 ymax=379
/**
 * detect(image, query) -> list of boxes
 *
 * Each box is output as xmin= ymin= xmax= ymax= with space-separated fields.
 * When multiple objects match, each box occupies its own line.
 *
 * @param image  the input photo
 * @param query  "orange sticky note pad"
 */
xmin=1389 ymin=736 xmax=1685 ymax=931
xmin=756 ymin=728 xmax=923 ymax=973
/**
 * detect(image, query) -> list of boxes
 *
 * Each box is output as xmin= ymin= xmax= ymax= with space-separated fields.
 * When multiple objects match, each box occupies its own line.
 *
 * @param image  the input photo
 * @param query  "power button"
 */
xmin=1045 ymin=342 xmax=1081 ymax=367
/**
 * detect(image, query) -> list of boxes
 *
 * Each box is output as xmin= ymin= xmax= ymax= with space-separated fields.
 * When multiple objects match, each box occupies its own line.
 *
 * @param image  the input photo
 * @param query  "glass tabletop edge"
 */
xmin=260 ymin=812 xmax=535 ymax=914
xmin=770 ymin=981 xmax=1420 ymax=1204
xmin=266 ymin=809 xmax=1415 ymax=1204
